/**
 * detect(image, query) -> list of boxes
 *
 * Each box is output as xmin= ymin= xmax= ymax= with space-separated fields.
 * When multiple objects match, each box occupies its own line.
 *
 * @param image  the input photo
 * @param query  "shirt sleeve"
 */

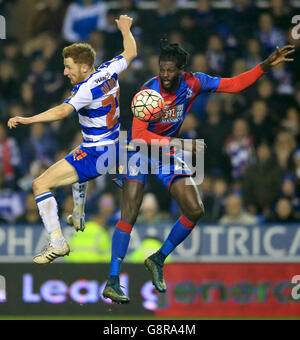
xmin=64 ymin=83 xmax=93 ymax=112
xmin=100 ymin=56 xmax=128 ymax=75
xmin=193 ymin=72 xmax=221 ymax=93
xmin=216 ymin=64 xmax=266 ymax=93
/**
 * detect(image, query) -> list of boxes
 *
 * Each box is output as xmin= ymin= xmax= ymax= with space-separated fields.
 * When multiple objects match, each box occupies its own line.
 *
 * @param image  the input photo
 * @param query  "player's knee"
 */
xmin=185 ymin=202 xmax=205 ymax=223
xmin=32 ymin=177 xmax=48 ymax=195
xmin=32 ymin=178 xmax=40 ymax=195
xmin=122 ymin=199 xmax=140 ymax=224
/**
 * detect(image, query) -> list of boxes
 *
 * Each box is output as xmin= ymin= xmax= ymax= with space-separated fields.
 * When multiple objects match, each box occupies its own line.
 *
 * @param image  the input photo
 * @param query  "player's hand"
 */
xmin=261 ymin=45 xmax=295 ymax=72
xmin=7 ymin=116 xmax=31 ymax=129
xmin=115 ymin=15 xmax=133 ymax=32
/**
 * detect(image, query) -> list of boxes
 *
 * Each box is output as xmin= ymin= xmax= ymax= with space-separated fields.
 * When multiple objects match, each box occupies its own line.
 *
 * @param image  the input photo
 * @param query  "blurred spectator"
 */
xmin=189 ymin=53 xmax=211 ymax=120
xmin=229 ymin=0 xmax=259 ymax=39
xmin=0 ymin=121 xmax=22 ymax=183
xmin=88 ymin=31 xmax=107 ymax=67
xmin=16 ymin=193 xmax=40 ymax=225
xmin=225 ymin=119 xmax=254 ymax=183
xmin=247 ymin=99 xmax=274 ymax=147
xmin=137 ymin=192 xmax=164 ymax=224
xmin=20 ymin=83 xmax=35 ymax=114
xmin=0 ymin=60 xmax=20 ymax=104
xmin=294 ymin=149 xmax=300 ymax=181
xmin=257 ymin=12 xmax=286 ymax=57
xmin=65 ymin=213 xmax=112 ymax=263
xmin=244 ymin=38 xmax=262 ymax=69
xmin=279 ymin=174 xmax=300 ymax=217
xmin=101 ymin=9 xmax=124 ymax=60
xmin=269 ymin=0 xmax=292 ymax=31
xmin=62 ymin=0 xmax=107 ymax=43
xmin=270 ymin=62 xmax=293 ymax=96
xmin=26 ymin=54 xmax=64 ymax=111
xmin=205 ymin=34 xmax=227 ymax=74
xmin=194 ymin=0 xmax=215 ymax=43
xmin=21 ymin=123 xmax=58 ymax=173
xmin=6 ymin=102 xmax=31 ymax=148
xmin=31 ymin=0 xmax=68 ymax=37
xmin=273 ymin=131 xmax=296 ymax=172
xmin=242 ymin=142 xmax=283 ymax=215
xmin=266 ymin=198 xmax=297 ymax=223
xmin=255 ymin=77 xmax=281 ymax=115
xmin=219 ymin=194 xmax=258 ymax=225
xmin=97 ymin=192 xmax=121 ymax=227
xmin=0 ymin=38 xmax=28 ymax=77
xmin=178 ymin=12 xmax=199 ymax=49
xmin=179 ymin=113 xmax=198 ymax=139
xmin=0 ymin=167 xmax=24 ymax=223
xmin=140 ymin=0 xmax=180 ymax=45
xmin=198 ymin=96 xmax=231 ymax=178
xmin=201 ymin=176 xmax=228 ymax=222
xmin=280 ymin=107 xmax=300 ymax=139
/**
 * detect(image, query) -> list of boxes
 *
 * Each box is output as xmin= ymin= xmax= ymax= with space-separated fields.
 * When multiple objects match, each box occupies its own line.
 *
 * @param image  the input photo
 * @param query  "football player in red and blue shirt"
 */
xmin=103 ymin=40 xmax=295 ymax=303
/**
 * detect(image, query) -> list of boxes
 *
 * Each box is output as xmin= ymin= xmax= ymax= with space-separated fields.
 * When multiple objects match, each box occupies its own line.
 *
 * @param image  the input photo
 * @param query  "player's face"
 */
xmin=63 ymin=58 xmax=86 ymax=85
xmin=159 ymin=61 xmax=182 ymax=91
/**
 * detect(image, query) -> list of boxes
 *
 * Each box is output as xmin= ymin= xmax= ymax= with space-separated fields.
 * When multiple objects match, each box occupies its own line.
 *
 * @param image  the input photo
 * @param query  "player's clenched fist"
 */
xmin=115 ymin=14 xmax=133 ymax=32
xmin=7 ymin=116 xmax=31 ymax=129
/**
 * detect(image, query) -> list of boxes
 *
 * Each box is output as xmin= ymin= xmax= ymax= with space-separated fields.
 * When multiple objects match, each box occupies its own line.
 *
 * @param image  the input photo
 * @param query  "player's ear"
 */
xmin=82 ymin=64 xmax=89 ymax=73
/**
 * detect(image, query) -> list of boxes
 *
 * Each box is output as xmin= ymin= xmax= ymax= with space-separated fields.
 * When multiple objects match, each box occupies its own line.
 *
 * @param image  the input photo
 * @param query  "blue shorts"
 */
xmin=65 ymin=142 xmax=119 ymax=183
xmin=116 ymin=147 xmax=193 ymax=191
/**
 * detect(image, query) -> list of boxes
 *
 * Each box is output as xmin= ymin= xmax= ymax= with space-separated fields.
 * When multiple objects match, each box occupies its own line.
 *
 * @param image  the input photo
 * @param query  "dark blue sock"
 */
xmin=109 ymin=221 xmax=133 ymax=277
xmin=159 ymin=215 xmax=195 ymax=260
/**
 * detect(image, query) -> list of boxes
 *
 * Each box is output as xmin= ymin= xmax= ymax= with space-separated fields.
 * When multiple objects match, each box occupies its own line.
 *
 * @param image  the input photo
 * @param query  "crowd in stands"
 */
xmin=0 ymin=0 xmax=300 ymax=226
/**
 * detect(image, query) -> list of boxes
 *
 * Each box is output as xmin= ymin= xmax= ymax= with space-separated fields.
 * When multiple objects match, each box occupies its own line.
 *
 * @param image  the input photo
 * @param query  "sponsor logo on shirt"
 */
xmin=160 ymin=104 xmax=184 ymax=123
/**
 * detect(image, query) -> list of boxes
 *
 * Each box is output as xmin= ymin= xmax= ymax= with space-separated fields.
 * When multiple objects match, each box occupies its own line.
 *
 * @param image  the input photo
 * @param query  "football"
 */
xmin=131 ymin=89 xmax=165 ymax=122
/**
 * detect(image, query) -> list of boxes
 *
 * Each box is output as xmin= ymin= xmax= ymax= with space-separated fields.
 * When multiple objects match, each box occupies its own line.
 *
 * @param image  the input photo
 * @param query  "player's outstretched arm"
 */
xmin=7 ymin=103 xmax=74 ymax=129
xmin=216 ymin=45 xmax=295 ymax=93
xmin=116 ymin=15 xmax=137 ymax=65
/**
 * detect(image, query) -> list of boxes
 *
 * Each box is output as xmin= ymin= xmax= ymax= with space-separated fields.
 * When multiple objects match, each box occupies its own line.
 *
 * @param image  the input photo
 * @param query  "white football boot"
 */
xmin=33 ymin=241 xmax=70 ymax=264
xmin=67 ymin=205 xmax=85 ymax=232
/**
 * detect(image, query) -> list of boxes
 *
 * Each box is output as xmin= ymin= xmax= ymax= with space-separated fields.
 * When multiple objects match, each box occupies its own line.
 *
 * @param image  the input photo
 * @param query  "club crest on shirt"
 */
xmin=186 ymin=87 xmax=193 ymax=99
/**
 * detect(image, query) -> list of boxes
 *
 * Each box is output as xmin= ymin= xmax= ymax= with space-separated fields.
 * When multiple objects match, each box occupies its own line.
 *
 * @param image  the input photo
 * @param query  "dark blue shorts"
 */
xmin=65 ymin=142 xmax=119 ymax=183
xmin=116 ymin=147 xmax=193 ymax=191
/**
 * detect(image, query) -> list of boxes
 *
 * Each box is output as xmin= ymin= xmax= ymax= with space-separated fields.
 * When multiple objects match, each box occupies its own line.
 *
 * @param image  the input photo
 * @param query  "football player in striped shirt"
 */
xmin=7 ymin=15 xmax=137 ymax=264
xmin=104 ymin=39 xmax=295 ymax=303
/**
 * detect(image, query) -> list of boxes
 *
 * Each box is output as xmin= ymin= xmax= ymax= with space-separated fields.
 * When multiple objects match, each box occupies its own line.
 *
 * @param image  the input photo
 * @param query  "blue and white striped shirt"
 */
xmin=65 ymin=55 xmax=127 ymax=147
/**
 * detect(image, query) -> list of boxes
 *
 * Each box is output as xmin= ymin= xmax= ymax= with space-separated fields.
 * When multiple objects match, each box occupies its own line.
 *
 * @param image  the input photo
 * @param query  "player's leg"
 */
xmin=32 ymin=159 xmax=79 ymax=264
xmin=145 ymin=176 xmax=204 ymax=292
xmin=103 ymin=180 xmax=144 ymax=303
xmin=67 ymin=182 xmax=88 ymax=232
xmin=66 ymin=146 xmax=88 ymax=232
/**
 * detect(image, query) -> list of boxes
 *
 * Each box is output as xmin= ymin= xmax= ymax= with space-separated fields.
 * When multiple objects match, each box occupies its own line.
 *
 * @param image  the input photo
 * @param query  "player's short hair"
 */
xmin=62 ymin=43 xmax=96 ymax=68
xmin=159 ymin=38 xmax=189 ymax=70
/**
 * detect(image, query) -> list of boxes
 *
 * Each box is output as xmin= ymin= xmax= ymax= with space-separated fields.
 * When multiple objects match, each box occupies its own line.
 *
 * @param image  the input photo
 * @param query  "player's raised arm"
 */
xmin=7 ymin=103 xmax=74 ymax=129
xmin=216 ymin=45 xmax=295 ymax=93
xmin=116 ymin=15 xmax=137 ymax=65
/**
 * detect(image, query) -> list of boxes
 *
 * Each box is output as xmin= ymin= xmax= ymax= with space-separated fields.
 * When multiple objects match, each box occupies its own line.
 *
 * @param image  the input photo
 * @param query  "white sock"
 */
xmin=72 ymin=182 xmax=88 ymax=219
xmin=35 ymin=192 xmax=65 ymax=248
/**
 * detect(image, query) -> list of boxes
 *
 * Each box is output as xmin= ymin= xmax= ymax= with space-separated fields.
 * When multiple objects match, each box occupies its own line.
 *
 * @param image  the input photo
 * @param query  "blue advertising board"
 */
xmin=0 ymin=223 xmax=300 ymax=262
